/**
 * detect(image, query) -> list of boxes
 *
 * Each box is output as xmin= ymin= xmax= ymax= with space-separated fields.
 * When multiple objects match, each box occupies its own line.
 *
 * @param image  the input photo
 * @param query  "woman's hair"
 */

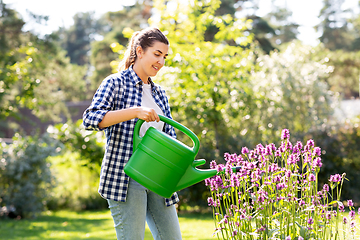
xmin=118 ymin=27 xmax=169 ymax=71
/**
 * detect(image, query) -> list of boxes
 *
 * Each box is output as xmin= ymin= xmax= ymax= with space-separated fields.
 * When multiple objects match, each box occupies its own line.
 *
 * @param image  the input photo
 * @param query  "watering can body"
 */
xmin=124 ymin=115 xmax=218 ymax=198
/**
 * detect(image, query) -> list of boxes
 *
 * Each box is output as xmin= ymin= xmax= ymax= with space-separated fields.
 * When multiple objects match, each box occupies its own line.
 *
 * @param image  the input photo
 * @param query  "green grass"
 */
xmin=0 ymin=210 xmax=216 ymax=240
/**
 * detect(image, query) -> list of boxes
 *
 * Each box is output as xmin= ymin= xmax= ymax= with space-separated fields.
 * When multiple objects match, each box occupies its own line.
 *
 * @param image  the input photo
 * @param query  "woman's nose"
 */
xmin=158 ymin=58 xmax=165 ymax=66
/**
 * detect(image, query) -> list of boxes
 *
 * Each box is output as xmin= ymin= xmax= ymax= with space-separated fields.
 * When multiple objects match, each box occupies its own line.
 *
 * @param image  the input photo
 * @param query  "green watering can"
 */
xmin=124 ymin=115 xmax=221 ymax=198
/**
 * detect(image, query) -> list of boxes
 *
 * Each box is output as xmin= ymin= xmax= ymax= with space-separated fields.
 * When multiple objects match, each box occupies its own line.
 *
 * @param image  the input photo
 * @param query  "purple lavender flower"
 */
xmin=275 ymin=149 xmax=281 ymax=157
xmin=230 ymin=173 xmax=240 ymax=187
xmin=343 ymin=217 xmax=348 ymax=224
xmin=272 ymin=175 xmax=281 ymax=183
xmin=224 ymin=152 xmax=231 ymax=161
xmin=265 ymin=145 xmax=273 ymax=155
xmin=298 ymin=237 xmax=304 ymax=240
xmin=285 ymin=169 xmax=291 ymax=178
xmin=292 ymin=145 xmax=299 ymax=154
xmin=306 ymin=139 xmax=315 ymax=148
xmin=329 ymin=174 xmax=342 ymax=183
xmin=281 ymin=129 xmax=290 ymax=140
xmin=232 ymin=230 xmax=238 ymax=236
xmin=205 ymin=178 xmax=211 ymax=186
xmin=249 ymin=150 xmax=257 ymax=159
xmin=307 ymin=218 xmax=314 ymax=225
xmin=309 ymin=173 xmax=316 ymax=182
xmin=304 ymin=152 xmax=311 ymax=163
xmin=313 ymin=147 xmax=321 ymax=156
xmin=348 ymin=199 xmax=354 ymax=207
xmin=287 ymin=154 xmax=297 ymax=165
xmin=350 ymin=210 xmax=355 ymax=219
xmin=339 ymin=204 xmax=345 ymax=212
xmin=285 ymin=237 xmax=291 ymax=240
xmin=299 ymin=199 xmax=306 ymax=207
xmin=216 ymin=164 xmax=225 ymax=173
xmin=225 ymin=164 xmax=232 ymax=176
xmin=286 ymin=141 xmax=293 ymax=150
xmin=241 ymin=146 xmax=249 ymax=154
xmin=350 ymin=221 xmax=356 ymax=232
xmin=333 ymin=210 xmax=338 ymax=217
xmin=280 ymin=142 xmax=286 ymax=153
xmin=210 ymin=160 xmax=217 ymax=169
xmin=326 ymin=211 xmax=332 ymax=220
xmin=312 ymin=157 xmax=322 ymax=169
xmin=276 ymin=182 xmax=287 ymax=190
xmin=323 ymin=184 xmax=329 ymax=192
xmin=251 ymin=170 xmax=261 ymax=183
xmin=257 ymin=225 xmax=266 ymax=232
xmin=296 ymin=141 xmax=303 ymax=150
xmin=207 ymin=197 xmax=214 ymax=206
xmin=214 ymin=175 xmax=223 ymax=190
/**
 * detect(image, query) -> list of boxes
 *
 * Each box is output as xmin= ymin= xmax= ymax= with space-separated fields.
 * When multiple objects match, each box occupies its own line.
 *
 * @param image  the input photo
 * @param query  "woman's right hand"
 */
xmin=136 ymin=107 xmax=160 ymax=122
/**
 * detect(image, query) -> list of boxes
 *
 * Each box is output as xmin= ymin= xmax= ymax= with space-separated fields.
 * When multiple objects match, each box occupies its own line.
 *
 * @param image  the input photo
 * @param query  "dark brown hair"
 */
xmin=118 ymin=27 xmax=169 ymax=71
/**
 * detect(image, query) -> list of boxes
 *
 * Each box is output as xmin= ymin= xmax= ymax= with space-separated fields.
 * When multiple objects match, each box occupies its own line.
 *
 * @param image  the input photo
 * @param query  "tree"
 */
xmin=325 ymin=50 xmax=360 ymax=99
xmin=347 ymin=8 xmax=360 ymax=51
xmin=0 ymin=1 xmax=36 ymax=120
xmin=264 ymin=2 xmax=299 ymax=46
xmin=0 ymin=2 xmax=87 ymax=135
xmin=55 ymin=12 xmax=105 ymax=66
xmin=316 ymin=0 xmax=354 ymax=50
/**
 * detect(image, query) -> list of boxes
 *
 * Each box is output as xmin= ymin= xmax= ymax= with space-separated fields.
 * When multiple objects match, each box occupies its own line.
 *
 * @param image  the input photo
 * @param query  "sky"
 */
xmin=2 ymin=0 xmax=359 ymax=46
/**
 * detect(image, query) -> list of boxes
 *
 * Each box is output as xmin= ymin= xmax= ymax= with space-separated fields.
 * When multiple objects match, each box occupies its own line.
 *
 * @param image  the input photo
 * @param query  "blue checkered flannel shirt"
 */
xmin=83 ymin=66 xmax=179 ymax=206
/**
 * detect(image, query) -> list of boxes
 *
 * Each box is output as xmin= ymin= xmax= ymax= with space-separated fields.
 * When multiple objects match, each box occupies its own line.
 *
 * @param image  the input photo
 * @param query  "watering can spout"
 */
xmin=174 ymin=159 xmax=218 ymax=192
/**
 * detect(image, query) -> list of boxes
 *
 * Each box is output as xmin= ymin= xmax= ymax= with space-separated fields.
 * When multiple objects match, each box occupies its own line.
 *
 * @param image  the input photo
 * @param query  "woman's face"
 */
xmin=134 ymin=41 xmax=169 ymax=82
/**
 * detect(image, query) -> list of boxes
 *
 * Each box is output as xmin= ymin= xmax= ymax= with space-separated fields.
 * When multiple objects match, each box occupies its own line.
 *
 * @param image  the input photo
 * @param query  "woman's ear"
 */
xmin=136 ymin=46 xmax=143 ymax=59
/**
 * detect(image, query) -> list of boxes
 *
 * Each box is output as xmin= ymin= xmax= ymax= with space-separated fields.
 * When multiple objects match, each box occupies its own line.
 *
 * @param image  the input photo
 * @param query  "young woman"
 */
xmin=83 ymin=27 xmax=182 ymax=240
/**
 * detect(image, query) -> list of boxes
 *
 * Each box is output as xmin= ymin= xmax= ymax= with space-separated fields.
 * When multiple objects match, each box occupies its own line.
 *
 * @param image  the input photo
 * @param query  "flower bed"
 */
xmin=205 ymin=129 xmax=358 ymax=239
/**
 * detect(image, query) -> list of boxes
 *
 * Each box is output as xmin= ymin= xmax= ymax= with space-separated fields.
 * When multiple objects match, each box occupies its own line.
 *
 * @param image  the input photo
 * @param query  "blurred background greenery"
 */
xmin=0 ymin=0 xmax=360 ymax=219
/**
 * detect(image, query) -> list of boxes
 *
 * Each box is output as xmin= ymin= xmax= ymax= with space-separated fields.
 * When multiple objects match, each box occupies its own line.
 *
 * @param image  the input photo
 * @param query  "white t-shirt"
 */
xmin=139 ymin=83 xmax=165 ymax=137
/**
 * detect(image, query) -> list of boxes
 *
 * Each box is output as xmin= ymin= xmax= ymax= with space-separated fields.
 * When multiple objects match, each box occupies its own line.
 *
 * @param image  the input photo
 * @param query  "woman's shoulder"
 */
xmin=102 ymin=70 xmax=130 ymax=85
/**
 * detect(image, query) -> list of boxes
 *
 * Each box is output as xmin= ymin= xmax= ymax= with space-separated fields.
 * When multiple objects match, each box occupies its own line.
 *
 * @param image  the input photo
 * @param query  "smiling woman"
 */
xmin=82 ymin=27 xmax=182 ymax=240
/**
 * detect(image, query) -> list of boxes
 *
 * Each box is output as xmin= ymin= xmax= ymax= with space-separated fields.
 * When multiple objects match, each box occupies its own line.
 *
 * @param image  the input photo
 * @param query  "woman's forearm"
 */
xmin=98 ymin=106 xmax=160 ymax=129
xmin=98 ymin=107 xmax=139 ymax=129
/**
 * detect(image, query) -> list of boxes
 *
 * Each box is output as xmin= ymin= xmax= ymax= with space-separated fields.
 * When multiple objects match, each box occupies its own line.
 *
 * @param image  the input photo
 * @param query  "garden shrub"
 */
xmin=0 ymin=134 xmax=61 ymax=218
xmin=46 ymin=152 xmax=108 ymax=211
xmin=46 ymin=120 xmax=107 ymax=211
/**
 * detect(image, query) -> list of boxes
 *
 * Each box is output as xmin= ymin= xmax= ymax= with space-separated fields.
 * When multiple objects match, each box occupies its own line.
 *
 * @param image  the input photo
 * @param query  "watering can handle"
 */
xmin=133 ymin=115 xmax=200 ymax=155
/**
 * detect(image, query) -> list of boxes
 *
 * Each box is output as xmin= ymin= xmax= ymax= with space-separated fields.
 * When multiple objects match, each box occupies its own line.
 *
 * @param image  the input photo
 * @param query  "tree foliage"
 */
xmin=316 ymin=0 xmax=357 ymax=51
xmin=55 ymin=12 xmax=105 ymax=66
xmin=325 ymin=50 xmax=360 ymax=99
xmin=0 ymin=2 xmax=88 ymax=134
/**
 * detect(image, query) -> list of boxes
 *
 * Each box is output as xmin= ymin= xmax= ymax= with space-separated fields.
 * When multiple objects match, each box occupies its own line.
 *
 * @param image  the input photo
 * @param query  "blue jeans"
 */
xmin=107 ymin=178 xmax=182 ymax=240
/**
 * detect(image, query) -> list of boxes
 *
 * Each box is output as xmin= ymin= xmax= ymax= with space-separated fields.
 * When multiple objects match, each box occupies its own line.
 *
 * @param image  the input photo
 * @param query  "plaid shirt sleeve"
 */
xmin=83 ymin=77 xmax=115 ymax=131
